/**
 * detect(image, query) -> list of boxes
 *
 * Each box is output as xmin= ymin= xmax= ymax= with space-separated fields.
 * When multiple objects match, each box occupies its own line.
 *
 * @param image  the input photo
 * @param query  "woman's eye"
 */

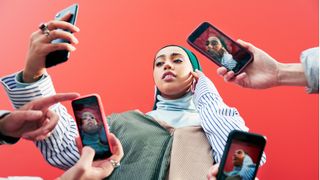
xmin=173 ymin=59 xmax=183 ymax=63
xmin=155 ymin=62 xmax=164 ymax=67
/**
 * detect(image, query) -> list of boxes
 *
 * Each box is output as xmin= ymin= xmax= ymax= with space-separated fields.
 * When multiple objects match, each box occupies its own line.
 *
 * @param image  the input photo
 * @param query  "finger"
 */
xmin=234 ymin=72 xmax=247 ymax=84
xmin=211 ymin=164 xmax=219 ymax=176
xmin=32 ymin=93 xmax=80 ymax=110
xmin=91 ymin=158 xmax=115 ymax=178
xmin=42 ymin=43 xmax=76 ymax=54
xmin=58 ymin=11 xmax=72 ymax=21
xmin=22 ymin=119 xmax=53 ymax=140
xmin=190 ymin=71 xmax=199 ymax=80
xmin=108 ymin=133 xmax=124 ymax=160
xmin=224 ymin=71 xmax=235 ymax=82
xmin=217 ymin=67 xmax=228 ymax=76
xmin=42 ymin=29 xmax=79 ymax=44
xmin=77 ymin=146 xmax=95 ymax=167
xmin=27 ymin=131 xmax=52 ymax=141
xmin=46 ymin=19 xmax=80 ymax=32
xmin=24 ymin=110 xmax=59 ymax=139
xmin=10 ymin=110 xmax=43 ymax=122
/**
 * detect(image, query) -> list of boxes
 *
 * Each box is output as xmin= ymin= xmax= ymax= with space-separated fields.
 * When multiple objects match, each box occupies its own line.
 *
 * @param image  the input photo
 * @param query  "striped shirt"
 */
xmin=1 ymin=71 xmax=266 ymax=170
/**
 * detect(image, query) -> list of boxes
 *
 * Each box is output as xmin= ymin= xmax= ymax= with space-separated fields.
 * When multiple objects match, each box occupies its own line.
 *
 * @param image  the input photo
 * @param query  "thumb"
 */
xmin=236 ymin=39 xmax=255 ymax=53
xmin=77 ymin=146 xmax=95 ymax=167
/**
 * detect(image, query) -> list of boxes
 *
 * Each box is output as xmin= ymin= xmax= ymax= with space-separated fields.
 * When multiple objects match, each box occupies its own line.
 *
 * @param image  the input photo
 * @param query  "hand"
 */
xmin=59 ymin=133 xmax=124 ymax=180
xmin=207 ymin=164 xmax=219 ymax=180
xmin=190 ymin=69 xmax=205 ymax=92
xmin=0 ymin=93 xmax=79 ymax=141
xmin=217 ymin=39 xmax=280 ymax=89
xmin=23 ymin=13 xmax=80 ymax=83
xmin=207 ymin=164 xmax=259 ymax=180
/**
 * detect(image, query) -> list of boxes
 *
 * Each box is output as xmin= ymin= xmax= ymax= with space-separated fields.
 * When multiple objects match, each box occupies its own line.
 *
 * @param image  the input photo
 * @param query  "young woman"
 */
xmin=1 ymin=15 xmax=265 ymax=179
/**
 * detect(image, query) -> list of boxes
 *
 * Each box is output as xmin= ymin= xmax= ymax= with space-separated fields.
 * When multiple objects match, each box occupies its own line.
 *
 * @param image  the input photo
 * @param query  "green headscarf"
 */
xmin=152 ymin=45 xmax=202 ymax=110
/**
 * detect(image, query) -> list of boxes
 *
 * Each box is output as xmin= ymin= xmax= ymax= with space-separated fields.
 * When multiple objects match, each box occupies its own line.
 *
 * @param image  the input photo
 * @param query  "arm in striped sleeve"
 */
xmin=193 ymin=71 xmax=266 ymax=165
xmin=1 ymin=71 xmax=80 ymax=170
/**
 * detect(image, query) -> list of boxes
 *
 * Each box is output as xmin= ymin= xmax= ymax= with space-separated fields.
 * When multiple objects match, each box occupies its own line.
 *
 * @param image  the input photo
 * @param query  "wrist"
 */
xmin=22 ymin=69 xmax=45 ymax=83
xmin=277 ymin=63 xmax=308 ymax=87
xmin=0 ymin=112 xmax=20 ymax=145
xmin=0 ymin=112 xmax=10 ymax=134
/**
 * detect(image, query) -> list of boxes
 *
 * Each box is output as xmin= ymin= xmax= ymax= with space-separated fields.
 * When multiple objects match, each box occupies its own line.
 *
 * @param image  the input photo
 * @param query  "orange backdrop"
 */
xmin=0 ymin=1 xmax=318 ymax=179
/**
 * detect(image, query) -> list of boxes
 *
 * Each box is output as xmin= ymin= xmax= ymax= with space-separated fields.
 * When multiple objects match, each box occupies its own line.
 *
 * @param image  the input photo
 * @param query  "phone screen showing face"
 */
xmin=187 ymin=22 xmax=253 ymax=74
xmin=45 ymin=3 xmax=78 ymax=68
xmin=72 ymin=95 xmax=112 ymax=160
xmin=217 ymin=130 xmax=266 ymax=180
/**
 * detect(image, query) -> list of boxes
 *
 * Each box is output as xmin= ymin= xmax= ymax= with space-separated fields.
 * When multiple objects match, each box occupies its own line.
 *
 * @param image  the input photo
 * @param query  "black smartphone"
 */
xmin=72 ymin=94 xmax=113 ymax=160
xmin=187 ymin=22 xmax=253 ymax=74
xmin=217 ymin=130 xmax=266 ymax=180
xmin=45 ymin=3 xmax=79 ymax=68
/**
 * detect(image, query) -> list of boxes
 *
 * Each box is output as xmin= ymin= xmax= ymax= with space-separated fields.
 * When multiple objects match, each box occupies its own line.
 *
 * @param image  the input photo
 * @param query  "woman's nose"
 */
xmin=163 ymin=61 xmax=173 ymax=70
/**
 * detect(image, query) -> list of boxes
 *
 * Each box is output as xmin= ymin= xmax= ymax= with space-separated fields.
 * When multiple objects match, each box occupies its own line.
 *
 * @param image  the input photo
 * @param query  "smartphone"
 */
xmin=45 ymin=3 xmax=79 ymax=68
xmin=187 ymin=22 xmax=253 ymax=74
xmin=217 ymin=130 xmax=266 ymax=180
xmin=72 ymin=94 xmax=113 ymax=160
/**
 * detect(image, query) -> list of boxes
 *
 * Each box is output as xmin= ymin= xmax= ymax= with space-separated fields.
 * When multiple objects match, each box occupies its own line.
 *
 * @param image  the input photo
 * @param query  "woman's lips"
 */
xmin=162 ymin=71 xmax=176 ymax=81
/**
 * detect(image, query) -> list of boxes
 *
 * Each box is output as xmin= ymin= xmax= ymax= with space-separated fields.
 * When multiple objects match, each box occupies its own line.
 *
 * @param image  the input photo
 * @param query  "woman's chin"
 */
xmin=160 ymin=89 xmax=189 ymax=99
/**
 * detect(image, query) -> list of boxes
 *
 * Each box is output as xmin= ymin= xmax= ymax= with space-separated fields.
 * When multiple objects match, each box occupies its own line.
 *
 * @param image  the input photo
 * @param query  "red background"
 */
xmin=0 ymin=1 xmax=318 ymax=179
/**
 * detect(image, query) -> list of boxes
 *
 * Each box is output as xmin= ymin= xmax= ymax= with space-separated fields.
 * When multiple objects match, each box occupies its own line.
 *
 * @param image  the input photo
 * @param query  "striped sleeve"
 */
xmin=193 ymin=74 xmax=266 ymax=166
xmin=1 ymin=71 xmax=80 ymax=170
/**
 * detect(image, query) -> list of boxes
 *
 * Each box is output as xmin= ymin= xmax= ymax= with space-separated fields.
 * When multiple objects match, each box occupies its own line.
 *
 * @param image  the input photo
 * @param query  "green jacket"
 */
xmin=106 ymin=110 xmax=213 ymax=180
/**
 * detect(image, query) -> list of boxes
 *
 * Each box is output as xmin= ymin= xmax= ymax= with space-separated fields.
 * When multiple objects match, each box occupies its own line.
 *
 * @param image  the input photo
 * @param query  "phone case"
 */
xmin=45 ymin=3 xmax=79 ymax=68
xmin=216 ymin=130 xmax=266 ymax=180
xmin=72 ymin=94 xmax=113 ymax=159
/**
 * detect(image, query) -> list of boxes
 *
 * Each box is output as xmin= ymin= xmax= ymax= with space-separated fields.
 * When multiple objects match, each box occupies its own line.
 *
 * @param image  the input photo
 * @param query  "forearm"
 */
xmin=277 ymin=63 xmax=308 ymax=87
xmin=1 ymin=72 xmax=80 ymax=169
xmin=194 ymin=75 xmax=248 ymax=163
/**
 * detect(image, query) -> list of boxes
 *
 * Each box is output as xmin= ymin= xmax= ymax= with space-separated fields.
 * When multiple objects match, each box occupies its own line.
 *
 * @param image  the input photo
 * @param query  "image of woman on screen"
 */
xmin=223 ymin=149 xmax=256 ymax=180
xmin=205 ymin=36 xmax=237 ymax=70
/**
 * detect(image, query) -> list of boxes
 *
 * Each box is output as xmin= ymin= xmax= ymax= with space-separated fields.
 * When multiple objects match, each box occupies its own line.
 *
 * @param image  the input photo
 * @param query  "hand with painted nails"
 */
xmin=23 ymin=12 xmax=80 ymax=83
xmin=58 ymin=133 xmax=124 ymax=180
xmin=206 ymin=164 xmax=259 ymax=180
xmin=0 ymin=93 xmax=79 ymax=141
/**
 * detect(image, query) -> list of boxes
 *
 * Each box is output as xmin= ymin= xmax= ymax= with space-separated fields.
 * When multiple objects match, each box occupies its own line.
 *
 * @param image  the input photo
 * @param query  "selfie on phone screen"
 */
xmin=188 ymin=22 xmax=253 ymax=74
xmin=222 ymin=140 xmax=261 ymax=180
xmin=73 ymin=97 xmax=112 ymax=159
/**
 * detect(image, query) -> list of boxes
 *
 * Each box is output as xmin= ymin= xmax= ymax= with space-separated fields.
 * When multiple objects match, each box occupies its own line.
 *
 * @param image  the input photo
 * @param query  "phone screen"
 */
xmin=72 ymin=95 xmax=112 ymax=160
xmin=188 ymin=22 xmax=253 ymax=74
xmin=217 ymin=130 xmax=266 ymax=180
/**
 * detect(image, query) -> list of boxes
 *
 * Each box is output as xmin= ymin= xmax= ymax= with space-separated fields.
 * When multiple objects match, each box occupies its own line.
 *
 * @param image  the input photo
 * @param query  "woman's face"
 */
xmin=81 ymin=112 xmax=99 ymax=133
xmin=206 ymin=36 xmax=222 ymax=52
xmin=153 ymin=46 xmax=194 ymax=99
xmin=232 ymin=149 xmax=245 ymax=166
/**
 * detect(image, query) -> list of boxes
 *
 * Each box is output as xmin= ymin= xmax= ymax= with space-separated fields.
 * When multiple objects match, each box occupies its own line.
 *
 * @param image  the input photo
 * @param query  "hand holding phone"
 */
xmin=187 ymin=22 xmax=253 ymax=74
xmin=217 ymin=130 xmax=266 ymax=180
xmin=72 ymin=94 xmax=113 ymax=160
xmin=45 ymin=3 xmax=79 ymax=68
